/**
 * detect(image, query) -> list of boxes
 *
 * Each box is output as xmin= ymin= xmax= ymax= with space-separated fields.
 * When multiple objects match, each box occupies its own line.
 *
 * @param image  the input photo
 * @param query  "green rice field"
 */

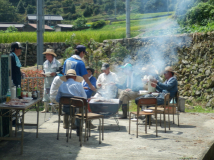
xmin=0 ymin=13 xmax=173 ymax=43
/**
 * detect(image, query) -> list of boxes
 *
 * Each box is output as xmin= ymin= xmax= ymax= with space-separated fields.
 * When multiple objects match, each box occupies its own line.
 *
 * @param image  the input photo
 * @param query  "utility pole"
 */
xmin=37 ymin=0 xmax=44 ymax=66
xmin=126 ymin=0 xmax=130 ymax=38
xmin=167 ymin=0 xmax=169 ymax=14
xmin=114 ymin=0 xmax=117 ymax=19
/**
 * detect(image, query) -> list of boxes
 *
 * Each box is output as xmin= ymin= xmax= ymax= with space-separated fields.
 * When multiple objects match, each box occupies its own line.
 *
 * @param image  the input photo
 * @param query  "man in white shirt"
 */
xmin=56 ymin=69 xmax=87 ymax=136
xmin=49 ymin=67 xmax=63 ymax=113
xmin=95 ymin=63 xmax=119 ymax=98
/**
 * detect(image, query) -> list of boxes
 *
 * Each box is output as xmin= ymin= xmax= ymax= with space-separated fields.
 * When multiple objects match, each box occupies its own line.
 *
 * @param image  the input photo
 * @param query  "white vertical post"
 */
xmin=126 ymin=0 xmax=130 ymax=38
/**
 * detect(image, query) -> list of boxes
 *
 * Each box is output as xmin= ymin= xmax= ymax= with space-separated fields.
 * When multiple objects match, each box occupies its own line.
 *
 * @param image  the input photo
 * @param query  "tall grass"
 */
xmin=0 ymin=30 xmax=139 ymax=43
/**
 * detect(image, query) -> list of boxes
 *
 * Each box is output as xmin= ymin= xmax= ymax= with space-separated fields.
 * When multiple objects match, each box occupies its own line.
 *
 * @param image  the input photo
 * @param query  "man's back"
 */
xmin=56 ymin=78 xmax=87 ymax=102
xmin=63 ymin=57 xmax=87 ymax=76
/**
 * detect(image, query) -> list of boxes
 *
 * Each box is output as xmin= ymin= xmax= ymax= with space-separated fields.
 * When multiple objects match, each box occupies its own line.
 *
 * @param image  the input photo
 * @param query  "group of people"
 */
xmin=10 ymin=42 xmax=178 ymax=136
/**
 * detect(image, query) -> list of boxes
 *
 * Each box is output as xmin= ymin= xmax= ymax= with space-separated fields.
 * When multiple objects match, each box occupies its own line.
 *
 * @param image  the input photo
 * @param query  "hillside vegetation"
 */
xmin=0 ymin=0 xmax=177 ymax=23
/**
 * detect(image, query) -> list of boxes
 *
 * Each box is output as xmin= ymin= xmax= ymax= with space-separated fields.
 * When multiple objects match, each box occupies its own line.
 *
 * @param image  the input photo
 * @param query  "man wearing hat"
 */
xmin=117 ymin=63 xmax=144 ymax=119
xmin=63 ymin=45 xmax=96 ymax=92
xmin=41 ymin=49 xmax=61 ymax=113
xmin=135 ymin=66 xmax=178 ymax=124
xmin=10 ymin=42 xmax=25 ymax=87
xmin=95 ymin=63 xmax=119 ymax=98
xmin=56 ymin=69 xmax=87 ymax=136
xmin=82 ymin=67 xmax=96 ymax=98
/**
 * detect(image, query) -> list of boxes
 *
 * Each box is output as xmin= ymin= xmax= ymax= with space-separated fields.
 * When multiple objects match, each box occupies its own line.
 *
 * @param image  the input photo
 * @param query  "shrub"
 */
xmin=91 ymin=20 xmax=106 ymax=29
xmin=80 ymin=3 xmax=86 ymax=9
xmin=21 ymin=69 xmax=44 ymax=93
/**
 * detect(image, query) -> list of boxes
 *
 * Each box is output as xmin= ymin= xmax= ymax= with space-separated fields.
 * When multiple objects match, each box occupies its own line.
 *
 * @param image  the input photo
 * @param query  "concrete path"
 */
xmin=0 ymin=112 xmax=214 ymax=160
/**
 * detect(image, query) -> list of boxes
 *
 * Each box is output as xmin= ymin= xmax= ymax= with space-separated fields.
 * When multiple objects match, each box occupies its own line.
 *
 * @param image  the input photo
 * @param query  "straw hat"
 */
xmin=60 ymin=69 xmax=83 ymax=82
xmin=43 ymin=49 xmax=57 ymax=57
xmin=165 ymin=66 xmax=177 ymax=74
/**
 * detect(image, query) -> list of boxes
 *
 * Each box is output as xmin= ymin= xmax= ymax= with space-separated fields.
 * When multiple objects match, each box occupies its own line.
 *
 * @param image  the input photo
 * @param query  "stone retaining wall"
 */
xmin=0 ymin=43 xmax=69 ymax=66
xmin=1 ymin=32 xmax=214 ymax=106
xmin=108 ymin=32 xmax=214 ymax=106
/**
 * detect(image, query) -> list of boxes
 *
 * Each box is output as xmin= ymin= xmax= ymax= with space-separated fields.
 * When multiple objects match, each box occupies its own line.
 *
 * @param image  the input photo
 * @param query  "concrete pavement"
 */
xmin=0 ymin=111 xmax=214 ymax=160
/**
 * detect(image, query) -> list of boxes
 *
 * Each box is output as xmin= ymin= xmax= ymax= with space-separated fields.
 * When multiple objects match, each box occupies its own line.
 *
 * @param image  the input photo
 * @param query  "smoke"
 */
xmin=111 ymin=1 xmax=193 ymax=91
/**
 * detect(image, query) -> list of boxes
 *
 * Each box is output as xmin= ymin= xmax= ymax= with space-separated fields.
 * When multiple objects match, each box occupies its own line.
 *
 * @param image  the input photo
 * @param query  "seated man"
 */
xmin=142 ymin=65 xmax=162 ymax=92
xmin=49 ymin=67 xmax=63 ymax=105
xmin=117 ymin=63 xmax=143 ymax=119
xmin=135 ymin=66 xmax=178 ymax=123
xmin=82 ymin=67 xmax=97 ymax=99
xmin=56 ymin=69 xmax=87 ymax=136
xmin=95 ymin=63 xmax=119 ymax=98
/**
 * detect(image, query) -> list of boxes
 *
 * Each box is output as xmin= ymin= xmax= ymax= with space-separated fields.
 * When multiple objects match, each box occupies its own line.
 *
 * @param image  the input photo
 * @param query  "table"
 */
xmin=0 ymin=98 xmax=42 ymax=154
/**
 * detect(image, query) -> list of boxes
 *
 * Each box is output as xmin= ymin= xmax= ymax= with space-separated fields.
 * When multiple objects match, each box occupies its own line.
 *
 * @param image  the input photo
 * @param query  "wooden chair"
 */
xmin=167 ymin=91 xmax=180 ymax=126
xmin=129 ymin=98 xmax=158 ymax=138
xmin=148 ymin=93 xmax=170 ymax=132
xmin=57 ymin=97 xmax=85 ymax=146
xmin=73 ymin=96 xmax=104 ymax=144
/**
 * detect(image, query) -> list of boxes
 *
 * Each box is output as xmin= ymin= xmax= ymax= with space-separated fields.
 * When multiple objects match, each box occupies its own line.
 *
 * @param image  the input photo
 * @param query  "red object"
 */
xmin=88 ymin=99 xmax=91 ymax=112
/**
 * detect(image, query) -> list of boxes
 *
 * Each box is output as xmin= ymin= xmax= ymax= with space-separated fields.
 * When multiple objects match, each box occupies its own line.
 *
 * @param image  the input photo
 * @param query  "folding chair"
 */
xmin=129 ymin=98 xmax=158 ymax=138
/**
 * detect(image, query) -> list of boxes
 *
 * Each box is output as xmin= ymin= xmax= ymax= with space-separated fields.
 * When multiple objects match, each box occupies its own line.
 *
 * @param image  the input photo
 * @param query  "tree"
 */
xmin=0 ymin=0 xmax=18 ymax=22
xmin=17 ymin=0 xmax=26 ymax=14
xmin=62 ymin=0 xmax=73 ymax=14
xmin=83 ymin=6 xmax=93 ymax=17
xmin=73 ymin=16 xmax=87 ymax=29
xmin=71 ymin=4 xmax=76 ymax=14
xmin=27 ymin=4 xmax=36 ymax=14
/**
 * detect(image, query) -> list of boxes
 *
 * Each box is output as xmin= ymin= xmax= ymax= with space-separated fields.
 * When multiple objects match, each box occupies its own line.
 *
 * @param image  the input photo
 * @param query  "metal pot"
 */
xmin=89 ymin=99 xmax=120 ymax=118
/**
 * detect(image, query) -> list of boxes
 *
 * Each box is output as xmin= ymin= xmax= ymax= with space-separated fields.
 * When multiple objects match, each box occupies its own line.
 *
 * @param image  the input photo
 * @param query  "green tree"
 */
xmin=0 ymin=0 xmax=18 ymax=22
xmin=73 ymin=16 xmax=87 ymax=29
xmin=18 ymin=0 xmax=26 ymax=14
xmin=71 ymin=4 xmax=76 ymax=14
xmin=27 ymin=4 xmax=36 ymax=14
xmin=62 ymin=0 xmax=73 ymax=14
xmin=83 ymin=6 xmax=93 ymax=17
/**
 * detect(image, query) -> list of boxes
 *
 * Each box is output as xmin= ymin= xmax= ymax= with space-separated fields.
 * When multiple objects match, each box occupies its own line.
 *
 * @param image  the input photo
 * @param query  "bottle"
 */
xmin=6 ymin=89 xmax=11 ymax=103
xmin=11 ymin=86 xmax=16 ymax=99
xmin=32 ymin=87 xmax=38 ymax=100
xmin=17 ymin=85 xmax=21 ymax=98
xmin=11 ymin=80 xmax=16 ymax=99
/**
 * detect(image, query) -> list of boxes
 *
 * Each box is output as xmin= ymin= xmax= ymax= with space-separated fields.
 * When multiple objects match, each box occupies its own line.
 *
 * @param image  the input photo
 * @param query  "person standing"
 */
xmin=95 ymin=63 xmax=119 ymax=98
xmin=10 ymin=42 xmax=25 ymax=87
xmin=63 ymin=45 xmax=96 ymax=91
xmin=41 ymin=49 xmax=61 ymax=113
xmin=82 ymin=67 xmax=96 ymax=98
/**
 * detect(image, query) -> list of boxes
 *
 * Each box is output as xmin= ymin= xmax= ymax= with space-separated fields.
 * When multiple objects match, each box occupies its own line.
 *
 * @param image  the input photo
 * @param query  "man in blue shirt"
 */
xmin=63 ymin=45 xmax=96 ymax=92
xmin=82 ymin=67 xmax=97 ymax=98
xmin=135 ymin=66 xmax=178 ymax=124
xmin=56 ymin=69 xmax=87 ymax=136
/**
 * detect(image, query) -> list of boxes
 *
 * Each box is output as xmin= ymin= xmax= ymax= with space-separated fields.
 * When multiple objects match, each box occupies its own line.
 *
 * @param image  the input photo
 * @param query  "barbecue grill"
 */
xmin=89 ymin=98 xmax=120 ymax=130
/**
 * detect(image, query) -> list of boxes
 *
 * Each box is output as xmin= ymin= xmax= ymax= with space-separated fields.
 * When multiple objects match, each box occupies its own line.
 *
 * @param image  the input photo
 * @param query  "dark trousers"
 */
xmin=63 ymin=106 xmax=80 ymax=127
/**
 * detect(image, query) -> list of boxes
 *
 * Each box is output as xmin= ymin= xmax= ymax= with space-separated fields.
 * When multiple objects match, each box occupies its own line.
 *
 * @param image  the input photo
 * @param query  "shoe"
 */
xmin=41 ymin=102 xmax=49 ymax=113
xmin=119 ymin=106 xmax=127 ymax=119
xmin=41 ymin=110 xmax=49 ymax=113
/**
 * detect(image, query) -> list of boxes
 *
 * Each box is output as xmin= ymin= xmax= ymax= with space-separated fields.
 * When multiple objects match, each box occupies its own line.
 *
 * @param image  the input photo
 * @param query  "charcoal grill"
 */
xmin=89 ymin=98 xmax=120 ymax=130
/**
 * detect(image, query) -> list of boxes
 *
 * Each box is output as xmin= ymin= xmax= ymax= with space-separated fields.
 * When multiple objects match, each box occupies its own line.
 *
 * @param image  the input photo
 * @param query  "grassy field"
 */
xmin=0 ymin=15 xmax=172 ymax=43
